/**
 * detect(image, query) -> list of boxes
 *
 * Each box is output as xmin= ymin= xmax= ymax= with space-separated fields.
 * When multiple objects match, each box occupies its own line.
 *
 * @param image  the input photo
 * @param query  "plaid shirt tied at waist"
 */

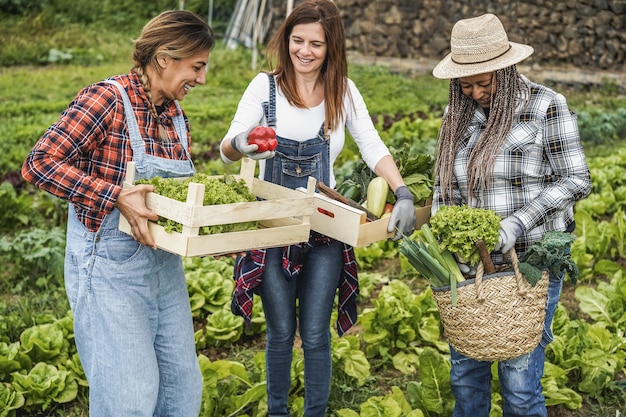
xmin=231 ymin=235 xmax=359 ymax=336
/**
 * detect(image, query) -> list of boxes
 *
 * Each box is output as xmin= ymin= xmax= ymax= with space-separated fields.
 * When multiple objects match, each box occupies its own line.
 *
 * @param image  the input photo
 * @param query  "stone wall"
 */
xmin=269 ymin=0 xmax=626 ymax=71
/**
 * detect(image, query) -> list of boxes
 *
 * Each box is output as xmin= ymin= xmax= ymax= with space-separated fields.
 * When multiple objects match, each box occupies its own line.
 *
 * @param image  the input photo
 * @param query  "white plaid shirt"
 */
xmin=432 ymin=75 xmax=592 ymax=257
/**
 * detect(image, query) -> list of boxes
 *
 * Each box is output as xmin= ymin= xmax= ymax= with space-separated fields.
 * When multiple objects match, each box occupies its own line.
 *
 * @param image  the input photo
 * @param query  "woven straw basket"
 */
xmin=431 ymin=249 xmax=549 ymax=362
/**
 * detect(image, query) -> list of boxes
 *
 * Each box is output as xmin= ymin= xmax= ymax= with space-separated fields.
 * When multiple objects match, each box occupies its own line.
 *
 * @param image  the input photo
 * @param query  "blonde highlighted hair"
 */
xmin=132 ymin=10 xmax=215 ymax=141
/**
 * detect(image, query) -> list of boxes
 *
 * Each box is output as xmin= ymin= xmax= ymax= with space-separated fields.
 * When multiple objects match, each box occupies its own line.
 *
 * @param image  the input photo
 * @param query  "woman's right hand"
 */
xmin=230 ymin=129 xmax=276 ymax=160
xmin=115 ymin=185 xmax=159 ymax=249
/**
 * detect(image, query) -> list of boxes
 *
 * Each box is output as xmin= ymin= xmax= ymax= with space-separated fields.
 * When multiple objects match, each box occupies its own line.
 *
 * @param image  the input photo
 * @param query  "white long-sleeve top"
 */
xmin=220 ymin=72 xmax=391 ymax=187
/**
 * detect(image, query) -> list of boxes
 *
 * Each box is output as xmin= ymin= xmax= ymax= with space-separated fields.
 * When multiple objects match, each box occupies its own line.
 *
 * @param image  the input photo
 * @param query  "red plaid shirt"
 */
xmin=21 ymin=72 xmax=192 ymax=231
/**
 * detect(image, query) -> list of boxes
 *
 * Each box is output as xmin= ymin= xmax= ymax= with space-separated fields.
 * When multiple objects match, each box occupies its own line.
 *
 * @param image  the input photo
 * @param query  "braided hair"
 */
xmin=131 ymin=10 xmax=214 ymax=141
xmin=435 ymin=65 xmax=531 ymax=204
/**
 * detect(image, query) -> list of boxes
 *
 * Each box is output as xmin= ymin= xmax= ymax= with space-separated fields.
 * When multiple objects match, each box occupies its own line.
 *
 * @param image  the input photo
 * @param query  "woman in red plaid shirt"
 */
xmin=22 ymin=10 xmax=214 ymax=417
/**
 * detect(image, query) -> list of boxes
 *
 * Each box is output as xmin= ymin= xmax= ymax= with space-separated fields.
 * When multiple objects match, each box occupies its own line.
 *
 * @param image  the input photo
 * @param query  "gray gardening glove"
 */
xmin=495 ymin=216 xmax=525 ymax=253
xmin=230 ymin=129 xmax=275 ymax=160
xmin=387 ymin=185 xmax=416 ymax=241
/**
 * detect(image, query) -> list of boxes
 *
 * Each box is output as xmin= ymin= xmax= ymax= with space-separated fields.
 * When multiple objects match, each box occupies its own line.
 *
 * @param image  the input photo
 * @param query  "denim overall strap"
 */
xmin=103 ymin=79 xmax=195 ymax=181
xmin=262 ymin=74 xmax=277 ymax=128
xmin=98 ymin=79 xmax=195 ymax=232
xmin=104 ymin=80 xmax=190 ymax=155
xmin=262 ymin=74 xmax=329 ymax=189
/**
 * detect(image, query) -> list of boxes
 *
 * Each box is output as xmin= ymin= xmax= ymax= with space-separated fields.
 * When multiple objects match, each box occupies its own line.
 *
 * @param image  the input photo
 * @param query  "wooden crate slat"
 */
xmin=183 ymin=224 xmax=311 ymax=257
xmin=143 ymin=193 xmax=195 ymax=224
xmin=310 ymin=192 xmax=432 ymax=247
xmin=119 ymin=159 xmax=316 ymax=256
xmin=190 ymin=198 xmax=314 ymax=227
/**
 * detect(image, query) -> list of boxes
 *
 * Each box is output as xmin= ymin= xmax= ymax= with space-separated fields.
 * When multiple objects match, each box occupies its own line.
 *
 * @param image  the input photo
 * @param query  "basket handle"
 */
xmin=475 ymin=248 xmax=527 ymax=302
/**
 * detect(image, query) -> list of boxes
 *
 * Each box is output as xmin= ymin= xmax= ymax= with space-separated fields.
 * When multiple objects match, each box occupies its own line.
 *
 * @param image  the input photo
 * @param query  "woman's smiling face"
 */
xmin=153 ymin=50 xmax=210 ymax=104
xmin=289 ymin=22 xmax=327 ymax=77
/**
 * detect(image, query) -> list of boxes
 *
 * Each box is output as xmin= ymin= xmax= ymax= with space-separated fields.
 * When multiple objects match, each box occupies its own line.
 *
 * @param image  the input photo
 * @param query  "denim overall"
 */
xmin=259 ymin=75 xmax=344 ymax=417
xmin=63 ymin=79 xmax=202 ymax=417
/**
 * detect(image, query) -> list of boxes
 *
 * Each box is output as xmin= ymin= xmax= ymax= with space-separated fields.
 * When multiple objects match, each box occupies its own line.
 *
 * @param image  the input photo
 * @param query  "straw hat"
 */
xmin=432 ymin=13 xmax=534 ymax=79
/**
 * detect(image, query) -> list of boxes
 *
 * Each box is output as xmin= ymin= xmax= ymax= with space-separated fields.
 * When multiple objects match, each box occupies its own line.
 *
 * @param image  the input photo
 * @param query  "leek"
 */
xmin=400 ymin=224 xmax=467 ymax=306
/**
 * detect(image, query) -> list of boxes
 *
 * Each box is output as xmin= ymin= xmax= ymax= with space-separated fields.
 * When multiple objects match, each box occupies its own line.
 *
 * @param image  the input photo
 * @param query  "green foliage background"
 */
xmin=1 ymin=1 xmax=626 ymax=416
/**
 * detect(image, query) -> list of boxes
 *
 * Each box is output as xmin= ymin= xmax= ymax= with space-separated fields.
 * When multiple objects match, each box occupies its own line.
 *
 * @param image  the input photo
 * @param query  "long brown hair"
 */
xmin=266 ymin=0 xmax=349 ymax=134
xmin=435 ymin=65 xmax=531 ymax=203
xmin=132 ymin=10 xmax=215 ymax=141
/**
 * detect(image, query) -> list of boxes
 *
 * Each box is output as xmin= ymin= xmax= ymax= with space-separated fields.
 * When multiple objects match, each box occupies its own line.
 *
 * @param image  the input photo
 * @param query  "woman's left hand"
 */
xmin=386 ymin=185 xmax=416 ymax=240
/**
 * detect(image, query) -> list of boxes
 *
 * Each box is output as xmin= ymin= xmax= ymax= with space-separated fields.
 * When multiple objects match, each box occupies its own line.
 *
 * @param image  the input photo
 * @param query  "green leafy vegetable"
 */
xmin=401 ymin=173 xmax=434 ymax=206
xmin=19 ymin=323 xmax=68 ymax=365
xmin=0 ymin=342 xmax=31 ymax=381
xmin=197 ymin=309 xmax=245 ymax=348
xmin=137 ymin=174 xmax=259 ymax=234
xmin=574 ymin=269 xmax=625 ymax=332
xmin=331 ymin=334 xmax=371 ymax=387
xmin=519 ymin=231 xmax=578 ymax=285
xmin=356 ymin=386 xmax=423 ymax=417
xmin=406 ymin=348 xmax=453 ymax=416
xmin=392 ymin=143 xmax=434 ymax=204
xmin=187 ymin=270 xmax=234 ymax=316
xmin=197 ymin=354 xmax=266 ymax=417
xmin=184 ymin=256 xmax=235 ymax=317
xmin=0 ymin=382 xmax=25 ymax=417
xmin=359 ymin=280 xmax=446 ymax=363
xmin=11 ymin=362 xmax=78 ymax=411
xmin=429 ymin=205 xmax=501 ymax=266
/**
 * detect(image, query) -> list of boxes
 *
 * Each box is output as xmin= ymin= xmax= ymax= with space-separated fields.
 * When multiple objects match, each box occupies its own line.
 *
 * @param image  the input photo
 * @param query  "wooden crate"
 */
xmin=119 ymin=158 xmax=315 ymax=256
xmin=310 ymin=193 xmax=431 ymax=247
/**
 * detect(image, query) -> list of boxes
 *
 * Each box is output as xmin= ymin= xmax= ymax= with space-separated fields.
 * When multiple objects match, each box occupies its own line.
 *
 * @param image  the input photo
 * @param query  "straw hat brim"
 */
xmin=432 ymin=42 xmax=534 ymax=79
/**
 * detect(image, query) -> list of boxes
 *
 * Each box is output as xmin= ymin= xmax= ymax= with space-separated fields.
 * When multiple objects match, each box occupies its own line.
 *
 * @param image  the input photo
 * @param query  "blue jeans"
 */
xmin=450 ymin=272 xmax=563 ymax=417
xmin=65 ymin=208 xmax=202 ymax=417
xmin=259 ymin=243 xmax=343 ymax=417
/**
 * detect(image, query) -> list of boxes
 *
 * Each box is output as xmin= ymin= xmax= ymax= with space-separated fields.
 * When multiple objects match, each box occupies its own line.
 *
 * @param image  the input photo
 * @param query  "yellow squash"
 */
xmin=366 ymin=177 xmax=389 ymax=218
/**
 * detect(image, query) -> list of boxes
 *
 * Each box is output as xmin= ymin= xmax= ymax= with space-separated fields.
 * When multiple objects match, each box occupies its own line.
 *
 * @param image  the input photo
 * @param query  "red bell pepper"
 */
xmin=247 ymin=126 xmax=277 ymax=152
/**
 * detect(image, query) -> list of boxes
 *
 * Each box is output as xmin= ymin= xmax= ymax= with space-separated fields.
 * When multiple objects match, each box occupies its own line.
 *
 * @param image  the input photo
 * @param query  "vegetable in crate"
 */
xmin=336 ymin=178 xmax=362 ymax=201
xmin=334 ymin=143 xmax=434 ymax=206
xmin=137 ymin=174 xmax=259 ymax=234
xmin=429 ymin=205 xmax=501 ymax=266
xmin=392 ymin=143 xmax=434 ymax=206
xmin=366 ymin=176 xmax=389 ymax=218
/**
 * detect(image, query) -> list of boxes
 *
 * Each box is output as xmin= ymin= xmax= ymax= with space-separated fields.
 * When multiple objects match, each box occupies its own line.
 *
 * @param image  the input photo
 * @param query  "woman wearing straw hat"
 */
xmin=431 ymin=13 xmax=591 ymax=417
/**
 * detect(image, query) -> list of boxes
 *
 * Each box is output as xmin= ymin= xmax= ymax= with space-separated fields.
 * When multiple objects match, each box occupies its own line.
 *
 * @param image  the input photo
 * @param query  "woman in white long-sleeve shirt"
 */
xmin=219 ymin=1 xmax=415 ymax=416
xmin=221 ymin=72 xmax=390 ymax=189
